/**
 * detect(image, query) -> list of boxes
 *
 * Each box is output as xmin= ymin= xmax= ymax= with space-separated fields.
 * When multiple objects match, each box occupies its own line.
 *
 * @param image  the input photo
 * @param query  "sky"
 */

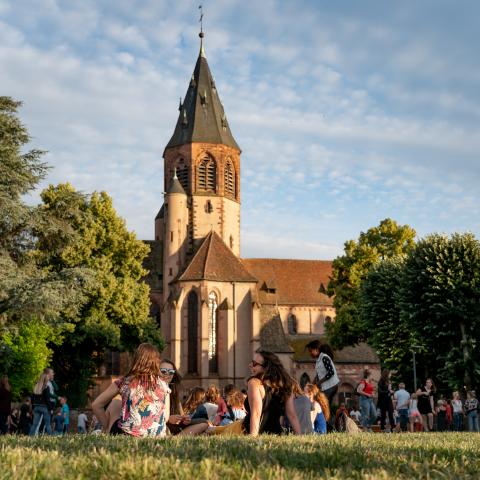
xmin=1 ymin=0 xmax=479 ymax=259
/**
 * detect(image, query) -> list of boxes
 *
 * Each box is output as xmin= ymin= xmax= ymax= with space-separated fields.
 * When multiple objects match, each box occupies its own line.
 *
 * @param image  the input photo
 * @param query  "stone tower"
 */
xmin=162 ymin=35 xmax=241 ymax=264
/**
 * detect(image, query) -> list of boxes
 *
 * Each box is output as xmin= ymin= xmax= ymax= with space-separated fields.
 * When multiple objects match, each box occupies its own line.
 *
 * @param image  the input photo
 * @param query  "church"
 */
xmin=143 ymin=31 xmax=379 ymax=406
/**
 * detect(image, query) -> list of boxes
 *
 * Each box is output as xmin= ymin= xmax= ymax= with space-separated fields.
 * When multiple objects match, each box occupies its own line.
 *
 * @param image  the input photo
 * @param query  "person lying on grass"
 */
xmin=92 ymin=343 xmax=170 ymax=437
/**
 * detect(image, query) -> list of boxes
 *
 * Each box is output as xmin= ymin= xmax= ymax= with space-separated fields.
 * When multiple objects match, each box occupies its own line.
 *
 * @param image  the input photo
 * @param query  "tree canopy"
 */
xmin=326 ymin=218 xmax=416 ymax=349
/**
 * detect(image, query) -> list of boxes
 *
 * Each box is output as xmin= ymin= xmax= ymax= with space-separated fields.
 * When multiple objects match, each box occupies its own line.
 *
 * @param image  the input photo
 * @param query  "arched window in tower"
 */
xmin=176 ymin=159 xmax=189 ymax=191
xmin=198 ymin=155 xmax=217 ymax=192
xmin=224 ymin=159 xmax=236 ymax=198
xmin=287 ymin=313 xmax=297 ymax=334
xmin=208 ymin=291 xmax=218 ymax=374
xmin=187 ymin=291 xmax=199 ymax=374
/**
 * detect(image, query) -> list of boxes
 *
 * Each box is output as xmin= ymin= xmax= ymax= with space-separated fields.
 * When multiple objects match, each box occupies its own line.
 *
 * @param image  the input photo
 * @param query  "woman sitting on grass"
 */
xmin=244 ymin=350 xmax=301 ymax=435
xmin=92 ymin=343 xmax=170 ymax=437
xmin=159 ymin=359 xmax=209 ymax=436
xmin=304 ymin=383 xmax=330 ymax=434
xmin=183 ymin=387 xmax=209 ymax=421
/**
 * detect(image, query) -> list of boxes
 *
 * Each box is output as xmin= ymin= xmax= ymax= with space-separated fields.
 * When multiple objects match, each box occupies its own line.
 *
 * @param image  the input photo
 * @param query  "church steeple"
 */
xmin=165 ymin=32 xmax=240 ymax=151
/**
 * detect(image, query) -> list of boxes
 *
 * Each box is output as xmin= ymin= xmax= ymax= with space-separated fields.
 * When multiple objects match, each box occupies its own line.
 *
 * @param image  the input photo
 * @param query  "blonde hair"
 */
xmin=227 ymin=389 xmax=245 ymax=409
xmin=33 ymin=373 xmax=50 ymax=395
xmin=304 ymin=383 xmax=330 ymax=422
xmin=125 ymin=343 xmax=161 ymax=387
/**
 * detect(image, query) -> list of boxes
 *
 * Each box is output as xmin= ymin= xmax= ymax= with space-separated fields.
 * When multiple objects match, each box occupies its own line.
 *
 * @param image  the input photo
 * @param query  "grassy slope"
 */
xmin=1 ymin=433 xmax=479 ymax=479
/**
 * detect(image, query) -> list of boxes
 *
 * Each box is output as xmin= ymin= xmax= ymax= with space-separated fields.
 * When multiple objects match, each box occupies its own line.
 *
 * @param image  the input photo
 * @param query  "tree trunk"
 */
xmin=459 ymin=321 xmax=472 ymax=390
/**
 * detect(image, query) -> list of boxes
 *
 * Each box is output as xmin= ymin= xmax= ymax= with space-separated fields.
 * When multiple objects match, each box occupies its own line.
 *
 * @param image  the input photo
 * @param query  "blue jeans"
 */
xmin=313 ymin=412 xmax=327 ymax=434
xmin=467 ymin=410 xmax=479 ymax=432
xmin=29 ymin=405 xmax=52 ymax=435
xmin=398 ymin=409 xmax=409 ymax=431
xmin=453 ymin=412 xmax=463 ymax=431
xmin=360 ymin=397 xmax=377 ymax=429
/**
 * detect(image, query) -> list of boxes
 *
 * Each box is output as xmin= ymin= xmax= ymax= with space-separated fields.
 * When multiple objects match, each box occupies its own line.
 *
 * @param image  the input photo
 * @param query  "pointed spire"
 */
xmin=165 ymin=13 xmax=240 ymax=152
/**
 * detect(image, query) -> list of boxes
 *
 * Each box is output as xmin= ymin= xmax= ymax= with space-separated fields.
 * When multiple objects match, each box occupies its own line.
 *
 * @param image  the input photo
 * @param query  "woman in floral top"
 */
xmin=92 ymin=343 xmax=170 ymax=437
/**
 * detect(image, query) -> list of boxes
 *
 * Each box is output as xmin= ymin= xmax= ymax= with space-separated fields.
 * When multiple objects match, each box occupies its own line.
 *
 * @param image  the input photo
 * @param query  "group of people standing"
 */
xmin=356 ymin=369 xmax=479 ymax=433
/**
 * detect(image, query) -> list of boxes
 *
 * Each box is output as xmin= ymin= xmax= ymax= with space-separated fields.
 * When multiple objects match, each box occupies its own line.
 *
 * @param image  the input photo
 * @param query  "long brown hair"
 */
xmin=0 ymin=375 xmax=10 ymax=392
xmin=183 ymin=387 xmax=206 ymax=414
xmin=205 ymin=385 xmax=220 ymax=403
xmin=304 ymin=383 xmax=330 ymax=421
xmin=161 ymin=358 xmax=183 ymax=415
xmin=253 ymin=350 xmax=294 ymax=403
xmin=125 ymin=343 xmax=161 ymax=387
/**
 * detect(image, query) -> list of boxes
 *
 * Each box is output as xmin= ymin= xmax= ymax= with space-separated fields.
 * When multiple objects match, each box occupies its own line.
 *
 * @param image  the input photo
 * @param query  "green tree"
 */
xmin=326 ymin=218 xmax=416 ymax=349
xmin=0 ymin=97 xmax=90 ymax=398
xmin=38 ymin=185 xmax=163 ymax=405
xmin=400 ymin=233 xmax=480 ymax=392
xmin=359 ymin=257 xmax=418 ymax=384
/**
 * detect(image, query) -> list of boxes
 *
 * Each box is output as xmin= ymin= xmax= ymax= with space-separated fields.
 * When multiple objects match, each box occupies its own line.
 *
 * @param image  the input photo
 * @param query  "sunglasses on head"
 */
xmin=250 ymin=360 xmax=264 ymax=368
xmin=160 ymin=368 xmax=176 ymax=375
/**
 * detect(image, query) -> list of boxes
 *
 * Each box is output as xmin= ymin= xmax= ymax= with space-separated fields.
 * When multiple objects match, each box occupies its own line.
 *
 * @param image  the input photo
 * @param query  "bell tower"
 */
xmin=163 ymin=30 xmax=241 ymax=257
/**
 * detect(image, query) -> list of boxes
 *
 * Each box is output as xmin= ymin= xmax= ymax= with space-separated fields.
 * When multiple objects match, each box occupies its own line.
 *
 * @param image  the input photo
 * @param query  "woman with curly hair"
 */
xmin=304 ymin=383 xmax=330 ymax=434
xmin=243 ymin=350 xmax=301 ymax=435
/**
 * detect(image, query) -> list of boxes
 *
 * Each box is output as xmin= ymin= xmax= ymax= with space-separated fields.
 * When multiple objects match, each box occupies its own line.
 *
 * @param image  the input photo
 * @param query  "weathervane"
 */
xmin=198 ymin=5 xmax=205 ymax=56
xmin=199 ymin=5 xmax=204 ymax=36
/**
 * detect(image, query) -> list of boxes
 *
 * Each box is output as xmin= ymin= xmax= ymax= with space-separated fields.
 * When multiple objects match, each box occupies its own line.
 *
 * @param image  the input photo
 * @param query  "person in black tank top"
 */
xmin=243 ymin=350 xmax=301 ymax=435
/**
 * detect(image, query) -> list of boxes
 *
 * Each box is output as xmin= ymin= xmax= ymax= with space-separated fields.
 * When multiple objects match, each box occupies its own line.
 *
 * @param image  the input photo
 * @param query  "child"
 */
xmin=77 ymin=411 xmax=88 ymax=433
xmin=408 ymin=393 xmax=422 ymax=432
xmin=219 ymin=389 xmax=246 ymax=426
xmin=183 ymin=387 xmax=208 ymax=421
xmin=92 ymin=343 xmax=170 ymax=437
xmin=304 ymin=383 xmax=330 ymax=434
xmin=53 ymin=409 xmax=64 ymax=435
xmin=436 ymin=400 xmax=447 ymax=431
xmin=60 ymin=397 xmax=70 ymax=434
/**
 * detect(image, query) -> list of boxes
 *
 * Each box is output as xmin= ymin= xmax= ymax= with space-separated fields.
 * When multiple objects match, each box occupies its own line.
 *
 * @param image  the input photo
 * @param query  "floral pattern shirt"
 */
xmin=114 ymin=376 xmax=170 ymax=437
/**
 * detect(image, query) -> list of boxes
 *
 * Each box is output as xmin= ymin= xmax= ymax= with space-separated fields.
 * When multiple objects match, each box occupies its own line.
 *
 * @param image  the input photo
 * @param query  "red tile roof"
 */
xmin=178 ymin=231 xmax=257 ymax=283
xmin=241 ymin=258 xmax=333 ymax=306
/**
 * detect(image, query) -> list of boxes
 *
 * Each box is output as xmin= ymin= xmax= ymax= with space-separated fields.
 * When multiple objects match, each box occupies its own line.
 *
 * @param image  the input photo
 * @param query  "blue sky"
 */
xmin=1 ymin=0 xmax=479 ymax=259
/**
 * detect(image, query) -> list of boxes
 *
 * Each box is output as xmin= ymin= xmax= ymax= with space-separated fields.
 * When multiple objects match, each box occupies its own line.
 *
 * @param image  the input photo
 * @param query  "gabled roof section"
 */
xmin=166 ymin=42 xmax=240 ymax=152
xmin=178 ymin=231 xmax=257 ymax=282
xmin=242 ymin=258 xmax=333 ymax=306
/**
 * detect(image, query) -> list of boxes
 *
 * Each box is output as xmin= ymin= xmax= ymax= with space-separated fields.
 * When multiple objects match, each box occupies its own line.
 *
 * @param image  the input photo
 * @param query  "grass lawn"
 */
xmin=1 ymin=433 xmax=479 ymax=479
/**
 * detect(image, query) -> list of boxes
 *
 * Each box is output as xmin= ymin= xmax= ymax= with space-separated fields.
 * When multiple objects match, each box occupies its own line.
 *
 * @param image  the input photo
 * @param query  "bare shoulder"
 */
xmin=247 ymin=377 xmax=263 ymax=388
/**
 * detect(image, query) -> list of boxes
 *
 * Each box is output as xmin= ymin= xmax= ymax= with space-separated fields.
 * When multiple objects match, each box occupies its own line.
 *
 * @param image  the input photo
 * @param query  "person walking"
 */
xmin=393 ymin=382 xmax=410 ymax=432
xmin=92 ymin=343 xmax=170 ymax=437
xmin=29 ymin=373 xmax=53 ymax=436
xmin=377 ymin=370 xmax=395 ymax=432
xmin=357 ymin=369 xmax=377 ymax=432
xmin=464 ymin=391 xmax=479 ymax=432
xmin=306 ymin=341 xmax=339 ymax=410
xmin=0 ymin=375 xmax=12 ymax=435
xmin=416 ymin=378 xmax=435 ymax=431
xmin=243 ymin=351 xmax=301 ymax=435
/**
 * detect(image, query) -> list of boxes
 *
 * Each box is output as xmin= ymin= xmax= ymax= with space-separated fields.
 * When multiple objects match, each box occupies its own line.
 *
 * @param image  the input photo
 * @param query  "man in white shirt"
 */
xmin=394 ymin=383 xmax=410 ymax=432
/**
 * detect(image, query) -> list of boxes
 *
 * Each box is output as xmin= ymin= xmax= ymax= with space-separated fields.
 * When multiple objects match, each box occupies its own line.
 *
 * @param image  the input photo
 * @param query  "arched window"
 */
xmin=224 ymin=160 xmax=236 ymax=197
xmin=287 ymin=313 xmax=297 ymax=334
xmin=187 ymin=291 xmax=198 ymax=374
xmin=198 ymin=155 xmax=216 ymax=192
xmin=208 ymin=291 xmax=218 ymax=374
xmin=299 ymin=372 xmax=311 ymax=389
xmin=324 ymin=316 xmax=332 ymax=326
xmin=176 ymin=159 xmax=189 ymax=191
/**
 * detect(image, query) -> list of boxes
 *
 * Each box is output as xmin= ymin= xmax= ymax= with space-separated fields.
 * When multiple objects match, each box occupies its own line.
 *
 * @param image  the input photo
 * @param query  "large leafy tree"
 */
xmin=326 ymin=218 xmax=416 ymax=349
xmin=38 ymin=184 xmax=163 ymax=405
xmin=400 ymin=233 xmax=480 ymax=391
xmin=359 ymin=257 xmax=418 ymax=384
xmin=0 ymin=97 xmax=90 ymax=395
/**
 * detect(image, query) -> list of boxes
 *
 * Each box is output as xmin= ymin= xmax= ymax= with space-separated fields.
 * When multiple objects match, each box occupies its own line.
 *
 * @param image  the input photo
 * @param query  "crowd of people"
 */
xmin=0 ymin=341 xmax=478 ymax=437
xmin=354 ymin=369 xmax=479 ymax=433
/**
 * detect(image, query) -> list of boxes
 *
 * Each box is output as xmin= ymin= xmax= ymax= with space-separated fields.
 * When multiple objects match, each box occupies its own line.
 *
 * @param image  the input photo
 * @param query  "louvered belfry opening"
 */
xmin=198 ymin=155 xmax=217 ymax=192
xmin=177 ymin=159 xmax=189 ymax=191
xmin=224 ymin=159 xmax=236 ymax=198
